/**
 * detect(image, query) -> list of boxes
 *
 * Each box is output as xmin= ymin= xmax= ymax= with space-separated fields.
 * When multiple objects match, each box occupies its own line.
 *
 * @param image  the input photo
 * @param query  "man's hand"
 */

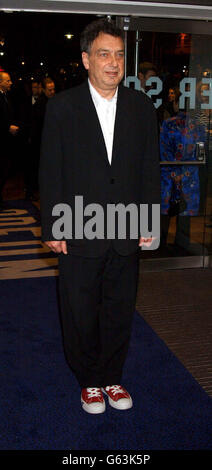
xmin=9 ymin=125 xmax=19 ymax=136
xmin=44 ymin=240 xmax=68 ymax=254
xmin=139 ymin=237 xmax=155 ymax=248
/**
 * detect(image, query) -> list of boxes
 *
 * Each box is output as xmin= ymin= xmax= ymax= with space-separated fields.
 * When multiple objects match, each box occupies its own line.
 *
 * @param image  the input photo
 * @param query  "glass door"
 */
xmin=119 ymin=20 xmax=212 ymax=270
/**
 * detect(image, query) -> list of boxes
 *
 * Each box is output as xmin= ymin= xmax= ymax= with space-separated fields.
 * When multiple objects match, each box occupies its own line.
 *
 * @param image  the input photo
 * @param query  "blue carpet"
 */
xmin=0 ymin=200 xmax=55 ymax=261
xmin=1 ymin=276 xmax=212 ymax=450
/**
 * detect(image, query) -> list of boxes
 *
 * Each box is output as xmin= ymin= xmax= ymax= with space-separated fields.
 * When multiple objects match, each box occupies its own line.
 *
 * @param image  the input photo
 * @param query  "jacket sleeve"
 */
xmin=39 ymin=98 xmax=63 ymax=241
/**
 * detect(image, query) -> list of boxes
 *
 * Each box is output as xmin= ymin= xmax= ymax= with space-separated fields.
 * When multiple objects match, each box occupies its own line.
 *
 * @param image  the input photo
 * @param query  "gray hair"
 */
xmin=80 ymin=19 xmax=124 ymax=54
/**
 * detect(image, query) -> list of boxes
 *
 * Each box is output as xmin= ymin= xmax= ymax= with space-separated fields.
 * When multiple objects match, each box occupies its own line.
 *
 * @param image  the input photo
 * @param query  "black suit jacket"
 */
xmin=18 ymin=95 xmax=36 ymax=141
xmin=0 ymin=92 xmax=12 ymax=144
xmin=0 ymin=91 xmax=18 ymax=161
xmin=31 ymin=93 xmax=48 ymax=146
xmin=39 ymin=80 xmax=160 ymax=257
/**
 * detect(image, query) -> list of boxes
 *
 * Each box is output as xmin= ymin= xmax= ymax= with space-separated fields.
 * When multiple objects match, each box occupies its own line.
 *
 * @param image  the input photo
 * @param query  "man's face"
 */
xmin=139 ymin=69 xmax=156 ymax=90
xmin=32 ymin=82 xmax=39 ymax=97
xmin=82 ymin=33 xmax=124 ymax=96
xmin=200 ymin=84 xmax=210 ymax=104
xmin=44 ymin=82 xmax=55 ymax=98
xmin=168 ymin=88 xmax=175 ymax=102
xmin=145 ymin=69 xmax=156 ymax=83
xmin=0 ymin=73 xmax=12 ymax=92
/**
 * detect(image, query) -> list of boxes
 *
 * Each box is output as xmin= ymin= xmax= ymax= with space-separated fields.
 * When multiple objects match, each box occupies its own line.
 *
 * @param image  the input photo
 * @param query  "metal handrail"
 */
xmin=160 ymin=160 xmax=206 ymax=165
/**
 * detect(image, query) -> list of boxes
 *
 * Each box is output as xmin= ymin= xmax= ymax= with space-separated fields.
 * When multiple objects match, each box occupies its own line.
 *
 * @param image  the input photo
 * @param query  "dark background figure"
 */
xmin=0 ymin=71 xmax=19 ymax=208
xmin=19 ymin=79 xmax=42 ymax=199
xmin=30 ymin=77 xmax=55 ymax=199
xmin=157 ymin=85 xmax=181 ymax=126
xmin=138 ymin=61 xmax=157 ymax=93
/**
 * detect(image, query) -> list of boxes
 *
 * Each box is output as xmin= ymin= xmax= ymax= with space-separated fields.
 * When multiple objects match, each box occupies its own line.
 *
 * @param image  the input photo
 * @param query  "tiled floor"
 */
xmin=136 ymin=268 xmax=212 ymax=398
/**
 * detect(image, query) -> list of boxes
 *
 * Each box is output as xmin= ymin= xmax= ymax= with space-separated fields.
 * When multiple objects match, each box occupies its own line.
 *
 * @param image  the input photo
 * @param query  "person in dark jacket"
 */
xmin=30 ymin=77 xmax=55 ymax=198
xmin=0 ymin=71 xmax=19 ymax=207
xmin=39 ymin=19 xmax=160 ymax=414
xmin=19 ymin=80 xmax=42 ymax=199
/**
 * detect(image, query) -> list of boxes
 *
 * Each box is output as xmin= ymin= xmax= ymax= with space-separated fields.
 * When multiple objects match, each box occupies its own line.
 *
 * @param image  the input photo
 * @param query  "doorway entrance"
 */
xmin=118 ymin=17 xmax=212 ymax=270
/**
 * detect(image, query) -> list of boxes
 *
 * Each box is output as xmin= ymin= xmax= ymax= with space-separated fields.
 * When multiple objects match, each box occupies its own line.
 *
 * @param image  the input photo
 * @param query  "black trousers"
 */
xmin=58 ymin=244 xmax=140 ymax=388
xmin=23 ymin=142 xmax=40 ymax=196
xmin=0 ymin=141 xmax=11 ymax=201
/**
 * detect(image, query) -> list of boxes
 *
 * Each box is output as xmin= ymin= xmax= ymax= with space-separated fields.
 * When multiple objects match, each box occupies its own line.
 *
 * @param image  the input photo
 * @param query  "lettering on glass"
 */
xmin=125 ymin=77 xmax=212 ymax=110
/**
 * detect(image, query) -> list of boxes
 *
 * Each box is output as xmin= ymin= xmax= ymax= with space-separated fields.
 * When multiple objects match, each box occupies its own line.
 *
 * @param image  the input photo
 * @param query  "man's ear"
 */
xmin=82 ymin=52 xmax=89 ymax=70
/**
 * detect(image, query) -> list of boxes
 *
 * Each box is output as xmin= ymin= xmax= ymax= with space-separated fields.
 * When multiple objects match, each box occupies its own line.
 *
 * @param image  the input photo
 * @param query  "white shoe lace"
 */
xmin=105 ymin=385 xmax=124 ymax=395
xmin=87 ymin=388 xmax=102 ymax=398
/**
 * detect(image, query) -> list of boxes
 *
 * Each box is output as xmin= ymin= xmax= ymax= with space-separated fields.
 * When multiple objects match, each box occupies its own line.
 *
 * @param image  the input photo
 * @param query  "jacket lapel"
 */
xmin=76 ymin=81 xmax=127 ymax=169
xmin=77 ymin=81 xmax=110 ymax=168
xmin=111 ymin=84 xmax=127 ymax=167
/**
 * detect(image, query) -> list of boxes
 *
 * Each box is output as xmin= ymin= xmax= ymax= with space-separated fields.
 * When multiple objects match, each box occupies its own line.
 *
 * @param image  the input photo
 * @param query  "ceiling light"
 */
xmin=65 ymin=34 xmax=74 ymax=40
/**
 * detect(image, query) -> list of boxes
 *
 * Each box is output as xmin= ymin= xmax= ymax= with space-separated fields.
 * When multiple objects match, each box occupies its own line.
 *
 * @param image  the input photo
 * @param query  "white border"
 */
xmin=1 ymin=0 xmax=212 ymax=20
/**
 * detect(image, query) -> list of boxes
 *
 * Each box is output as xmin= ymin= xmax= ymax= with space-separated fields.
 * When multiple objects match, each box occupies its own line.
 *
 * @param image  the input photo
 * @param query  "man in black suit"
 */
xmin=32 ymin=77 xmax=55 ymax=146
xmin=39 ymin=20 xmax=160 ymax=414
xmin=20 ymin=80 xmax=41 ymax=199
xmin=0 ymin=71 xmax=19 ymax=207
xmin=30 ymin=78 xmax=55 ymax=198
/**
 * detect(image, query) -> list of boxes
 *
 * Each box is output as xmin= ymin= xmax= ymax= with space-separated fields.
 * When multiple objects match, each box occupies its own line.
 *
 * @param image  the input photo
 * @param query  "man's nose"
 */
xmin=109 ymin=54 xmax=118 ymax=66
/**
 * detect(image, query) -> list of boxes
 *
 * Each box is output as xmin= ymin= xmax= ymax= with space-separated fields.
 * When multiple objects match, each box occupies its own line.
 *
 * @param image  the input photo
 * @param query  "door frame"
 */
xmin=1 ymin=0 xmax=212 ymax=22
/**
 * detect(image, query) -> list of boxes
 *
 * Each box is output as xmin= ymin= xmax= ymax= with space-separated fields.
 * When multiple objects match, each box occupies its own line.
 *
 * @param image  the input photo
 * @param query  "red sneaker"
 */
xmin=102 ymin=385 xmax=133 ymax=410
xmin=81 ymin=387 xmax=106 ymax=414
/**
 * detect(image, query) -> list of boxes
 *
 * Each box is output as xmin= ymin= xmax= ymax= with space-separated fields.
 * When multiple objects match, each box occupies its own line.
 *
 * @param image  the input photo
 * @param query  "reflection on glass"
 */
xmin=160 ymin=105 xmax=206 ymax=253
xmin=157 ymin=86 xmax=180 ymax=126
xmin=126 ymin=30 xmax=212 ymax=261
